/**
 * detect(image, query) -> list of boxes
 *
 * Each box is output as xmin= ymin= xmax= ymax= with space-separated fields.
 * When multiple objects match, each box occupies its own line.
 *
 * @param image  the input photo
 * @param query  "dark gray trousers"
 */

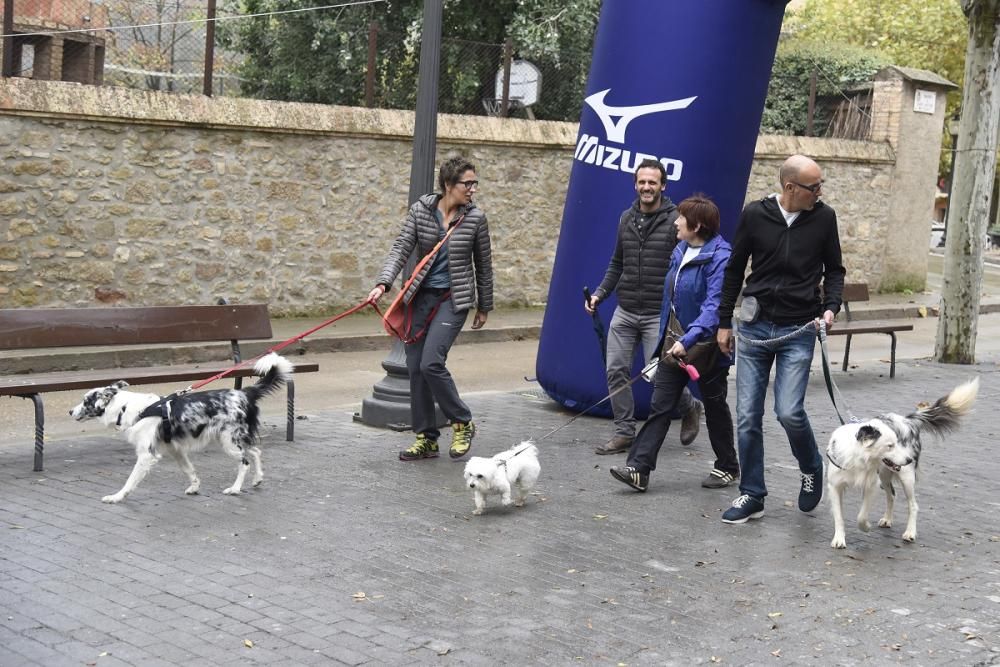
xmin=405 ymin=288 xmax=471 ymax=439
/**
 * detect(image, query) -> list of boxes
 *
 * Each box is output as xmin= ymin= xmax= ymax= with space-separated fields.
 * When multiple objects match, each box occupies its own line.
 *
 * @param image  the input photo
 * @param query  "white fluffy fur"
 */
xmin=69 ymin=353 xmax=293 ymax=504
xmin=463 ymin=441 xmax=541 ymax=515
xmin=826 ymin=377 xmax=979 ymax=548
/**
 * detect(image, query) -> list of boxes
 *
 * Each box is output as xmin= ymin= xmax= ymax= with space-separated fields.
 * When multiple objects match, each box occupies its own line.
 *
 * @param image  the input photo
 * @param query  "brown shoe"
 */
xmin=680 ymin=399 xmax=703 ymax=446
xmin=595 ymin=435 xmax=632 ymax=455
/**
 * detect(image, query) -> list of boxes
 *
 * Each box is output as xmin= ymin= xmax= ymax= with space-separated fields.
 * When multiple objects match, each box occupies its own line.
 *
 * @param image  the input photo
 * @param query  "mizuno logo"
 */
xmin=584 ymin=89 xmax=697 ymax=144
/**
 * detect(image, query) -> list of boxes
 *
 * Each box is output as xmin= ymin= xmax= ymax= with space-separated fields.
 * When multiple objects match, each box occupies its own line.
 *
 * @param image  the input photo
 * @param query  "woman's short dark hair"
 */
xmin=439 ymin=156 xmax=476 ymax=191
xmin=677 ymin=193 xmax=720 ymax=240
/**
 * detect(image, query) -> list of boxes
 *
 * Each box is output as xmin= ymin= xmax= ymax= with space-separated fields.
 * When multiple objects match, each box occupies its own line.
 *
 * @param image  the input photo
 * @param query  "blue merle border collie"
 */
xmin=825 ymin=377 xmax=979 ymax=549
xmin=70 ymin=353 xmax=293 ymax=503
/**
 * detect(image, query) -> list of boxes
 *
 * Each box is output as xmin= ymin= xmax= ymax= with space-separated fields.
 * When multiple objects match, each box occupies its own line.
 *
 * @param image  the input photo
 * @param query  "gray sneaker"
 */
xmin=701 ymin=468 xmax=738 ymax=489
xmin=680 ymin=399 xmax=703 ymax=446
xmin=595 ymin=435 xmax=632 ymax=455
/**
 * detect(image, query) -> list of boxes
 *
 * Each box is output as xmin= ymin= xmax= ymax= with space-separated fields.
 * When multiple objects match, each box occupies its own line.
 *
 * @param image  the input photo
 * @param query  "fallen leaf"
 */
xmin=593 ymin=514 xmax=608 ymax=520
xmin=243 ymin=639 xmax=254 ymax=648
xmin=768 ymin=612 xmax=783 ymax=618
xmin=711 ymin=657 xmax=721 ymax=664
xmin=437 ymin=647 xmax=450 ymax=656
xmin=352 ymin=592 xmax=367 ymax=601
xmin=601 ymin=598 xmax=618 ymax=605
xmin=771 ymin=649 xmax=781 ymax=657
xmin=890 ymin=644 xmax=902 ymax=651
xmin=695 ymin=560 xmax=716 ymax=567
xmin=567 ymin=569 xmax=577 ymax=574
xmin=9 ymin=525 xmax=25 ymax=530
xmin=964 ymin=632 xmax=979 ymax=641
xmin=917 ymin=305 xmax=928 ymax=318
xmin=98 ymin=652 xmax=109 ymax=657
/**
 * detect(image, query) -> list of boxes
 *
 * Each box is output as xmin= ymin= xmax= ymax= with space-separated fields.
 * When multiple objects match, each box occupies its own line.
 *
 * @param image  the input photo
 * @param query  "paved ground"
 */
xmin=2 ymin=356 xmax=999 ymax=665
xmin=2 ymin=253 xmax=1000 ymax=665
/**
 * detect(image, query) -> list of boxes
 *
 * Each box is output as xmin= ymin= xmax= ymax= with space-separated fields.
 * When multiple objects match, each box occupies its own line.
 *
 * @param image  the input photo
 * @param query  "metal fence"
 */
xmin=1 ymin=0 xmax=590 ymax=122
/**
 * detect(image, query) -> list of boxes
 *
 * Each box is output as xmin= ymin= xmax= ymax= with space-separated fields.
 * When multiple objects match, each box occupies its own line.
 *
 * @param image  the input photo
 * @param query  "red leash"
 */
xmin=185 ymin=298 xmax=376 ymax=392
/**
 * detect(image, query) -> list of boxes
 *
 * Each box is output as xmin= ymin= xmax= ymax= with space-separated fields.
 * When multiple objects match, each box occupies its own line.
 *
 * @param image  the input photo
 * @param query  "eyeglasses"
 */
xmin=791 ymin=180 xmax=824 ymax=194
xmin=456 ymin=180 xmax=479 ymax=190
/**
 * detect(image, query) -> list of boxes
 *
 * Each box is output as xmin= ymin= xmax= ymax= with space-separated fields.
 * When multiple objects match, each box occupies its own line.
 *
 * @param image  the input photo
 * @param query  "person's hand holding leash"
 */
xmin=717 ymin=327 xmax=733 ymax=357
xmin=471 ymin=310 xmax=488 ymax=330
xmin=668 ymin=340 xmax=687 ymax=359
xmin=584 ymin=294 xmax=599 ymax=315
xmin=367 ymin=284 xmax=386 ymax=304
xmin=813 ymin=309 xmax=835 ymax=332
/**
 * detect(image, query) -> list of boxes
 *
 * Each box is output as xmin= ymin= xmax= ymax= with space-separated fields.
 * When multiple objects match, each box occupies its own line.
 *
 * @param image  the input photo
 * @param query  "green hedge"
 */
xmin=762 ymin=41 xmax=889 ymax=136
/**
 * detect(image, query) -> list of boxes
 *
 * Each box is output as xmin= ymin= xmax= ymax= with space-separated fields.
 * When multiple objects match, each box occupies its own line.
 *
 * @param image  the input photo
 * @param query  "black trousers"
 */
xmin=626 ymin=361 xmax=738 ymax=476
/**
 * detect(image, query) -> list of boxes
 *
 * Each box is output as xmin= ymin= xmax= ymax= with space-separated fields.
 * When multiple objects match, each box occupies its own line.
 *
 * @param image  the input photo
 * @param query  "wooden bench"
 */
xmin=827 ymin=283 xmax=913 ymax=379
xmin=0 ymin=304 xmax=319 ymax=471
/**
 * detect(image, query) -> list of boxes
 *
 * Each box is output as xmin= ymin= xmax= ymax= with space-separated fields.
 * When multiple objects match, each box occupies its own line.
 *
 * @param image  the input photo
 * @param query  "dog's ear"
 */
xmin=857 ymin=424 xmax=881 ymax=444
xmin=114 ymin=381 xmax=129 ymax=389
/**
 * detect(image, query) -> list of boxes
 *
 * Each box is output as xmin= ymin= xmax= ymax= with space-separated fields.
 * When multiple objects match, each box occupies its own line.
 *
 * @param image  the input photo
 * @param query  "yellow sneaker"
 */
xmin=399 ymin=434 xmax=439 ymax=461
xmin=449 ymin=421 xmax=476 ymax=459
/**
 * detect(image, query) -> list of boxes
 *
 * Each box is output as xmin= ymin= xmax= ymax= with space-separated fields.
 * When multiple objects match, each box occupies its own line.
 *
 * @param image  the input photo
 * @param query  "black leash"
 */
xmin=817 ymin=320 xmax=859 ymax=426
xmin=534 ymin=369 xmax=652 ymax=443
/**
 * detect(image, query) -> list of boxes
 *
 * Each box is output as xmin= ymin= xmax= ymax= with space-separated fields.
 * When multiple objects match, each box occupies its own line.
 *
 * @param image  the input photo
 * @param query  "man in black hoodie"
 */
xmin=715 ymin=155 xmax=846 ymax=524
xmin=586 ymin=159 xmax=701 ymax=455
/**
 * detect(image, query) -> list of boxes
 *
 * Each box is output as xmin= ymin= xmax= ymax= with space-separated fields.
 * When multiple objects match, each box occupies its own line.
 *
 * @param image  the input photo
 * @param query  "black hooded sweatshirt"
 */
xmin=594 ymin=197 xmax=680 ymax=316
xmin=718 ymin=196 xmax=846 ymax=327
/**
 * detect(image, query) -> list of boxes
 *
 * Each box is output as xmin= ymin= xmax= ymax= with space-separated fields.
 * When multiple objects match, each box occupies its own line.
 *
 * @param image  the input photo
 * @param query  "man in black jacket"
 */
xmin=586 ymin=159 xmax=701 ymax=455
xmin=715 ymin=154 xmax=846 ymax=524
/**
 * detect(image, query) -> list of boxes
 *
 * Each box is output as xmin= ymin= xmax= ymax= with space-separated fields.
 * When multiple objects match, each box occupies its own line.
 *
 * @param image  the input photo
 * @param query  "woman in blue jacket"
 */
xmin=610 ymin=194 xmax=738 ymax=492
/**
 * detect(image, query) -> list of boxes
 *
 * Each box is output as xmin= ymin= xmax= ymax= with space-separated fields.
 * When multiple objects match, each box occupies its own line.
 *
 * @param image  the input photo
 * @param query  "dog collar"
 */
xmin=116 ymin=405 xmax=128 ymax=427
xmin=825 ymin=450 xmax=845 ymax=470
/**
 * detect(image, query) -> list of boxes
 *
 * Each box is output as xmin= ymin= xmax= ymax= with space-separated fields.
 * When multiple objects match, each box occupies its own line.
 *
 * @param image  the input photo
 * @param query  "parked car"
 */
xmin=930 ymin=221 xmax=945 ymax=249
xmin=930 ymin=221 xmax=997 ymax=251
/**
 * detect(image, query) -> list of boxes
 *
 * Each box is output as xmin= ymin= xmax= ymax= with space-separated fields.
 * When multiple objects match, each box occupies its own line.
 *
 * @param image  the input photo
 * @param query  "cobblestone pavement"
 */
xmin=1 ymin=361 xmax=998 ymax=666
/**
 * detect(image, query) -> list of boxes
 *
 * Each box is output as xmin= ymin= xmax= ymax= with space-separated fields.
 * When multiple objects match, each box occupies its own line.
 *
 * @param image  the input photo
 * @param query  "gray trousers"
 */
xmin=405 ymin=288 xmax=472 ymax=439
xmin=606 ymin=306 xmax=692 ymax=438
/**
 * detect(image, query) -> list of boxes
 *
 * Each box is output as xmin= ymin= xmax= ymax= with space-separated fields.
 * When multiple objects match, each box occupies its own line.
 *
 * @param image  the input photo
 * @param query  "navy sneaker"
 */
xmin=721 ymin=494 xmax=764 ymax=524
xmin=798 ymin=467 xmax=823 ymax=512
xmin=610 ymin=465 xmax=648 ymax=492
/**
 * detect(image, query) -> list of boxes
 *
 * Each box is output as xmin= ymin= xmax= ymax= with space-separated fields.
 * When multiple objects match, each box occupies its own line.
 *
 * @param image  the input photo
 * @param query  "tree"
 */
xmin=935 ymin=0 xmax=1000 ymax=363
xmin=105 ymin=0 xmax=208 ymax=93
xmin=216 ymin=0 xmax=598 ymax=120
xmin=785 ymin=0 xmax=968 ymax=170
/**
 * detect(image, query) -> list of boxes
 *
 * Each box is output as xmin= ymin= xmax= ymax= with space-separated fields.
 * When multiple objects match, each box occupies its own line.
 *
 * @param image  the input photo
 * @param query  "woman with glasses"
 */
xmin=368 ymin=156 xmax=494 ymax=462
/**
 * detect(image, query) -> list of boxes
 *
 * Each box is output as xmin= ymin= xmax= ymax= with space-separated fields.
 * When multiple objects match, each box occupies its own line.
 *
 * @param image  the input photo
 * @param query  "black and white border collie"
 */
xmin=825 ymin=377 xmax=979 ymax=549
xmin=70 ymin=353 xmax=293 ymax=503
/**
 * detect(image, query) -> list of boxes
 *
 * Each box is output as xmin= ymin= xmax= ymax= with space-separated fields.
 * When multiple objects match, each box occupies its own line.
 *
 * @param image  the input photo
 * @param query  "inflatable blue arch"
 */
xmin=536 ymin=0 xmax=790 ymax=417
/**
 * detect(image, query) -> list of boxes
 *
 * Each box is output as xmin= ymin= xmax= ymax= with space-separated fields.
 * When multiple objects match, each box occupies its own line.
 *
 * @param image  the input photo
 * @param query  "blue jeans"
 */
xmin=735 ymin=319 xmax=822 ymax=500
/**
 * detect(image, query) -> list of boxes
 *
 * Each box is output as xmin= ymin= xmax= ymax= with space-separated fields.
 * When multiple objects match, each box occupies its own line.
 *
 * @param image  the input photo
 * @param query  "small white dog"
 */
xmin=826 ymin=377 xmax=978 ymax=549
xmin=463 ymin=441 xmax=540 ymax=515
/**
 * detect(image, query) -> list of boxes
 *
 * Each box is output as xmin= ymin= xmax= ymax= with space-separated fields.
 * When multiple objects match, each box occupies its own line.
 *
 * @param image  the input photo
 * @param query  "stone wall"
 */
xmin=0 ymin=77 xmax=939 ymax=315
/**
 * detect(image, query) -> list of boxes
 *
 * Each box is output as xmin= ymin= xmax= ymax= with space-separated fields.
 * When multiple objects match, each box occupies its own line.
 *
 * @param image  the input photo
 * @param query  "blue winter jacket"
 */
xmin=653 ymin=234 xmax=733 ymax=366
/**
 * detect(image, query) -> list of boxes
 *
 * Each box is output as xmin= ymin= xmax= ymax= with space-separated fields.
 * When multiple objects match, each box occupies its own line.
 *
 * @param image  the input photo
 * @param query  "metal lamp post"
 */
xmin=357 ymin=0 xmax=444 ymax=429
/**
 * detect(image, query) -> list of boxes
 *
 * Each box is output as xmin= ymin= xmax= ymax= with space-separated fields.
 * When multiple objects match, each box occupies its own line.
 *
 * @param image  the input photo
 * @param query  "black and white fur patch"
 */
xmin=825 ymin=377 xmax=979 ymax=549
xmin=71 ymin=353 xmax=293 ymax=504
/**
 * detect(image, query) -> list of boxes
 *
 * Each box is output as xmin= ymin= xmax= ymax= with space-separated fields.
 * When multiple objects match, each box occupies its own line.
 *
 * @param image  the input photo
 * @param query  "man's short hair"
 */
xmin=634 ymin=158 xmax=666 ymax=185
xmin=439 ymin=156 xmax=476 ymax=191
xmin=677 ymin=193 xmax=720 ymax=240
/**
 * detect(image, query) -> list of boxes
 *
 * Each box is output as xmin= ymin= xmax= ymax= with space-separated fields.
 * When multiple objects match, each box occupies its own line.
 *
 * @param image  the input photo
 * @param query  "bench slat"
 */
xmin=0 ymin=362 xmax=319 ymax=396
xmin=828 ymin=321 xmax=913 ymax=336
xmin=0 ymin=305 xmax=273 ymax=350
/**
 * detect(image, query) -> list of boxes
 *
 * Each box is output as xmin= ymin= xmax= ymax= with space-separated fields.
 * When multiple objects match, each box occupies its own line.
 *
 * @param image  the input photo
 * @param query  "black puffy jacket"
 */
xmin=593 ymin=197 xmax=680 ymax=316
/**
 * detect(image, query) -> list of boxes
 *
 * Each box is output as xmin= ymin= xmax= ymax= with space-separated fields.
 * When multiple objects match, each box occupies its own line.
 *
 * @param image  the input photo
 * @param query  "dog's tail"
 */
xmin=907 ymin=377 xmax=979 ymax=437
xmin=244 ymin=353 xmax=294 ymax=402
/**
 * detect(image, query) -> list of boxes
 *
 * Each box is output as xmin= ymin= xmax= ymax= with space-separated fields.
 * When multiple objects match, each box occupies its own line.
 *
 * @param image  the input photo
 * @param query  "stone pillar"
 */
xmin=871 ymin=66 xmax=957 ymax=291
